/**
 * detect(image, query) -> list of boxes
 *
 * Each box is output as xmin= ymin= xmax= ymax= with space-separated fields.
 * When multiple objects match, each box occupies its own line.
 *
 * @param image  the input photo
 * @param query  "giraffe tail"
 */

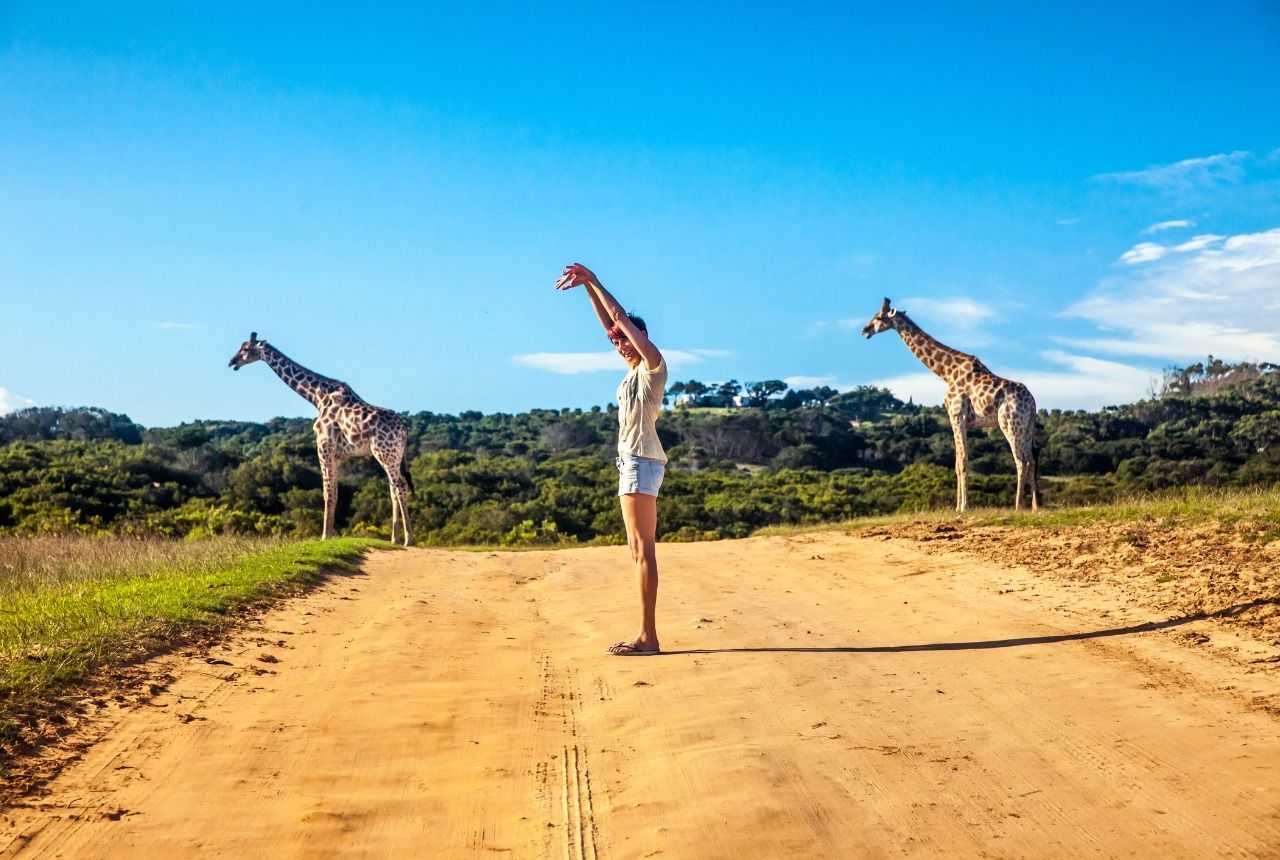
xmin=401 ymin=459 xmax=416 ymax=495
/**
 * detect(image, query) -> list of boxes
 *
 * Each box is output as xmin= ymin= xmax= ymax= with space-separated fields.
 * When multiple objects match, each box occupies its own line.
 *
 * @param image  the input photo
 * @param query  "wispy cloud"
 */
xmin=1018 ymin=352 xmax=1162 ymax=410
xmin=783 ymin=375 xmax=837 ymax=390
xmin=893 ymin=296 xmax=1002 ymax=348
xmin=512 ymin=347 xmax=732 ymax=375
xmin=907 ymin=297 xmax=997 ymax=325
xmin=1143 ymin=219 xmax=1195 ymax=234
xmin=0 ymin=387 xmax=36 ymax=414
xmin=1119 ymin=242 xmax=1168 ymax=265
xmin=1094 ymin=150 xmax=1252 ymax=190
xmin=1069 ymin=227 xmax=1280 ymax=362
xmin=512 ymin=352 xmax=619 ymax=374
xmin=868 ymin=371 xmax=947 ymax=407
xmin=1118 ymin=233 xmax=1230 ymax=266
xmin=673 ymin=348 xmax=733 ymax=361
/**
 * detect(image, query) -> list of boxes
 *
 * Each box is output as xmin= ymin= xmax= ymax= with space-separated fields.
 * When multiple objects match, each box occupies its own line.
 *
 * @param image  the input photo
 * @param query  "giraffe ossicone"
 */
xmin=228 ymin=333 xmax=413 ymax=544
xmin=861 ymin=298 xmax=1038 ymax=513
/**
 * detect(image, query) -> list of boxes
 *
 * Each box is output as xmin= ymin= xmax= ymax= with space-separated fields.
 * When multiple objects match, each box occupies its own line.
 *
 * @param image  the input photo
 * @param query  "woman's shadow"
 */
xmin=662 ymin=596 xmax=1277 ymax=655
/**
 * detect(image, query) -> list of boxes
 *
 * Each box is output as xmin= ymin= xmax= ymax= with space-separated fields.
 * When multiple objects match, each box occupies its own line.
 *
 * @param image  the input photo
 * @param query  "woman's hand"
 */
xmin=554 ymin=262 xmax=599 ymax=291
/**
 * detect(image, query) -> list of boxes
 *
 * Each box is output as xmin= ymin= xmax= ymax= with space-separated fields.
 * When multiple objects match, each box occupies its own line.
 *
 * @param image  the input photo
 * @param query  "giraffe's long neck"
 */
xmin=258 ymin=343 xmax=346 ymax=409
xmin=890 ymin=312 xmax=968 ymax=379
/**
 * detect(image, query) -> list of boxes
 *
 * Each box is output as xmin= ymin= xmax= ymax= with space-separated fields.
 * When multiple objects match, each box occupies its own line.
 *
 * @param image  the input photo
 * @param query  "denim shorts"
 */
xmin=616 ymin=455 xmax=665 ymax=497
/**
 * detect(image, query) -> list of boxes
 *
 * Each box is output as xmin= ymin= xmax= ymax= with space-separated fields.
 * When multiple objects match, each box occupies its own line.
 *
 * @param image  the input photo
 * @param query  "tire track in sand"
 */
xmin=531 ymin=649 xmax=600 ymax=860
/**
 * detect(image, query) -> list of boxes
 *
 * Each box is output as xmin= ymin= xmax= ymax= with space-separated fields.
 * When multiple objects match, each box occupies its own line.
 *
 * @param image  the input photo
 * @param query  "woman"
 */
xmin=555 ymin=262 xmax=667 ymax=656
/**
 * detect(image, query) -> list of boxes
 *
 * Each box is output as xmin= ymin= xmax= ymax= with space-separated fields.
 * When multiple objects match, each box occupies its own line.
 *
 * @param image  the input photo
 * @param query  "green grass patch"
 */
xmin=0 ymin=536 xmax=384 ymax=746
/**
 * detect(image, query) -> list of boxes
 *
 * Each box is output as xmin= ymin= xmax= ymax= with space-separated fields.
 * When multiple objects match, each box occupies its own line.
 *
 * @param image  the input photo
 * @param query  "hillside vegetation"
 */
xmin=1 ymin=361 xmax=1277 ymax=546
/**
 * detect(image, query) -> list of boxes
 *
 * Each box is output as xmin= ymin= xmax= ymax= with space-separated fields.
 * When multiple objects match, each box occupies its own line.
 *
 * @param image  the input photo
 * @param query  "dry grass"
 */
xmin=754 ymin=484 xmax=1280 ymax=537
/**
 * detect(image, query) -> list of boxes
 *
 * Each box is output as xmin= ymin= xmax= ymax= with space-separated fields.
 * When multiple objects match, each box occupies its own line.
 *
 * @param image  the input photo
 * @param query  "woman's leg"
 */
xmin=614 ymin=492 xmax=660 ymax=653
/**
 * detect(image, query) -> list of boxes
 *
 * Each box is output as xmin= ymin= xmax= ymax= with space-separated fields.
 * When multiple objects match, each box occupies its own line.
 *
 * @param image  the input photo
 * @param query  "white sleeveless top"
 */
xmin=616 ymin=359 xmax=668 ymax=463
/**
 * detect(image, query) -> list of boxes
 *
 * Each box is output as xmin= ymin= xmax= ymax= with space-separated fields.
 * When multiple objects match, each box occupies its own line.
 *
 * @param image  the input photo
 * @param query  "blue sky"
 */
xmin=2 ymin=2 xmax=1279 ymax=426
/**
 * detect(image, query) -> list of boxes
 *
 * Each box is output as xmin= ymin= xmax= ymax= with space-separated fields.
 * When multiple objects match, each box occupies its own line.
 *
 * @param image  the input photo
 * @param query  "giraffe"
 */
xmin=861 ymin=298 xmax=1038 ymax=513
xmin=228 ymin=333 xmax=413 ymax=545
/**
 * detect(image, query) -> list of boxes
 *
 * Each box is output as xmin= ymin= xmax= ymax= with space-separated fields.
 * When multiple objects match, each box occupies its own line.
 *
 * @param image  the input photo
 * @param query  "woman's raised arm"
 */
xmin=555 ymin=262 xmax=663 ymax=370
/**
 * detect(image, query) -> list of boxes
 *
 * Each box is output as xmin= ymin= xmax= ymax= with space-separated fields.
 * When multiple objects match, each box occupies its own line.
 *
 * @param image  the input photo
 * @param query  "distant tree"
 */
xmin=828 ymin=386 xmax=909 ymax=422
xmin=744 ymin=380 xmax=788 ymax=407
xmin=1159 ymin=358 xmax=1278 ymax=399
xmin=778 ymin=386 xmax=839 ymax=410
xmin=778 ymin=389 xmax=806 ymax=410
xmin=0 ymin=406 xmax=142 ymax=445
xmin=683 ymin=380 xmax=710 ymax=399
xmin=715 ymin=380 xmax=741 ymax=401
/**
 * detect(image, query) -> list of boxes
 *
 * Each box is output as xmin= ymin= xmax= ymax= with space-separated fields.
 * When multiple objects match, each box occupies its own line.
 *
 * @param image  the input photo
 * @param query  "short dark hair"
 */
xmin=607 ymin=312 xmax=647 ymax=342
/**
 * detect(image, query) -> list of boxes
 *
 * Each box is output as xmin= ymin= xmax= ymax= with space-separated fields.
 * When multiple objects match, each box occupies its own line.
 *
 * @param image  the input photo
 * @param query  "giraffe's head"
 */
xmin=228 ymin=332 xmax=266 ymax=370
xmin=861 ymin=298 xmax=898 ymax=338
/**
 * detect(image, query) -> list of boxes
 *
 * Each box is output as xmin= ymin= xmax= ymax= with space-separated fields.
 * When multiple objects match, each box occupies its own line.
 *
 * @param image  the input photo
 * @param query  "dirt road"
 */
xmin=4 ymin=533 xmax=1280 ymax=858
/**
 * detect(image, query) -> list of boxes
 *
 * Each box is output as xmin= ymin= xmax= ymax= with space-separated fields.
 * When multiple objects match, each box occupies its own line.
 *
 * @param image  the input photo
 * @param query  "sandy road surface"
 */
xmin=3 ymin=533 xmax=1280 ymax=858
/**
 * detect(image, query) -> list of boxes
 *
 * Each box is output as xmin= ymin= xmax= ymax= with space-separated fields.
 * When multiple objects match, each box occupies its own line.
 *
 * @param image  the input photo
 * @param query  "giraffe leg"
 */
xmin=383 ymin=467 xmax=410 ymax=546
xmin=396 ymin=467 xmax=412 ymax=546
xmin=1002 ymin=427 xmax=1024 ymax=512
xmin=1030 ymin=455 xmax=1039 ymax=511
xmin=1002 ymin=425 xmax=1038 ymax=512
xmin=1020 ymin=436 xmax=1039 ymax=512
xmin=1010 ymin=438 xmax=1036 ymax=512
xmin=382 ymin=461 xmax=400 ymax=545
xmin=374 ymin=447 xmax=412 ymax=546
xmin=389 ymin=478 xmax=401 ymax=545
xmin=950 ymin=420 xmax=969 ymax=513
xmin=317 ymin=451 xmax=340 ymax=540
xmin=391 ymin=474 xmax=411 ymax=546
xmin=1014 ymin=459 xmax=1025 ymax=512
xmin=999 ymin=397 xmax=1038 ymax=512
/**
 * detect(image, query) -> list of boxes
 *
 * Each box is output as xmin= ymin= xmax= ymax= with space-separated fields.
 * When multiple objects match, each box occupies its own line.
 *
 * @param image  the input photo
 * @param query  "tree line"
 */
xmin=1 ymin=362 xmax=1277 ymax=544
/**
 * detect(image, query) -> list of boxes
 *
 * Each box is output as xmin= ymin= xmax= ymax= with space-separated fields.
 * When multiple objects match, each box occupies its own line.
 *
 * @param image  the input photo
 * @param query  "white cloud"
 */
xmin=1171 ymin=233 xmax=1226 ymax=253
xmin=0 ymin=387 xmax=36 ymax=414
xmin=1058 ymin=323 xmax=1280 ymax=360
xmin=512 ymin=347 xmax=731 ymax=375
xmin=898 ymin=297 xmax=996 ymax=326
xmin=1119 ymin=233 xmax=1238 ymax=266
xmin=1068 ymin=227 xmax=1280 ymax=362
xmin=1019 ymin=352 xmax=1162 ymax=411
xmin=869 ymin=371 xmax=948 ymax=407
xmin=1118 ymin=242 xmax=1168 ymax=265
xmin=512 ymin=352 xmax=620 ymax=374
xmin=784 ymin=375 xmax=837 ymax=390
xmin=674 ymin=348 xmax=733 ymax=360
xmin=1095 ymin=151 xmax=1251 ymax=189
xmin=1143 ymin=219 xmax=1195 ymax=234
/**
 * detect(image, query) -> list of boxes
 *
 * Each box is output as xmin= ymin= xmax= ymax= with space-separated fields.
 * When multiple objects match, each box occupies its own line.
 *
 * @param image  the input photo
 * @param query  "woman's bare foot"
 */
xmin=607 ymin=639 xmax=661 ymax=656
